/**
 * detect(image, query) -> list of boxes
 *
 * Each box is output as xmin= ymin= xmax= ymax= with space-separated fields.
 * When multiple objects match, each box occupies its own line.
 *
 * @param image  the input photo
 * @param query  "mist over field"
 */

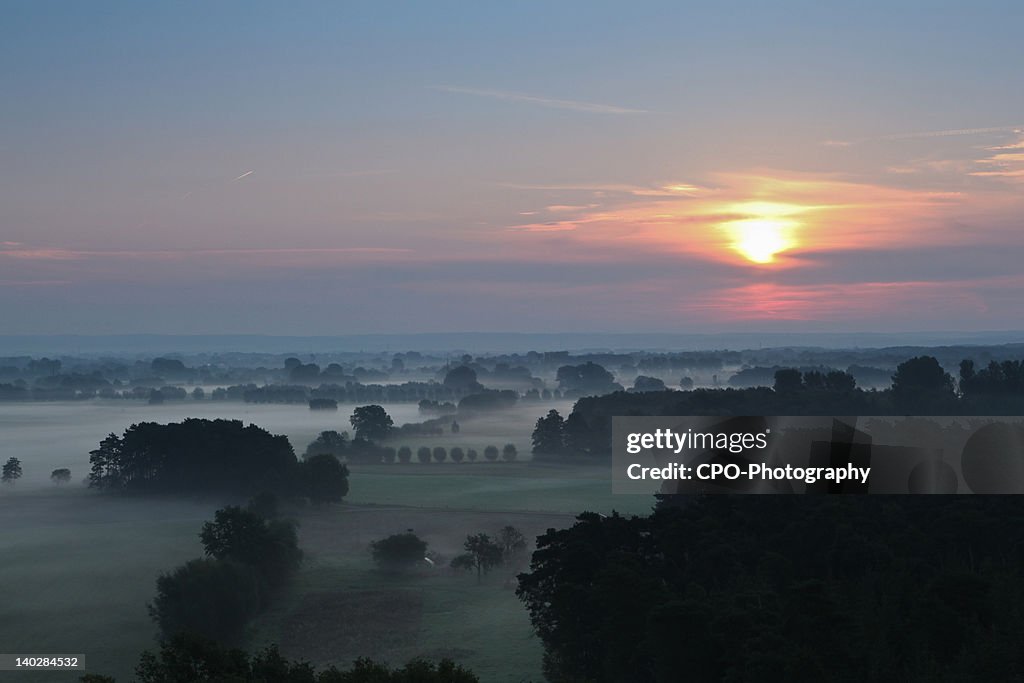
xmin=4 ymin=1 xmax=1024 ymax=680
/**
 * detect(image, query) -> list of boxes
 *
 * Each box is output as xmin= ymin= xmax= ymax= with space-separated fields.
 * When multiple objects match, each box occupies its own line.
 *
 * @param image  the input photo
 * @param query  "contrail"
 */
xmin=233 ymin=170 xmax=254 ymax=181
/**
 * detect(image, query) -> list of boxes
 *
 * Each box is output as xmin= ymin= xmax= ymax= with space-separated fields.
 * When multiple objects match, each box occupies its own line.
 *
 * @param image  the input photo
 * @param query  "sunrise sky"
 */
xmin=2 ymin=1 xmax=1023 ymax=335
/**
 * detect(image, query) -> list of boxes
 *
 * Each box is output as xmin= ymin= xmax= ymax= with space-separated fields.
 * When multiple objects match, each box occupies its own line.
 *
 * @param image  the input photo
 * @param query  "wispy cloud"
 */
xmin=826 ymin=124 xmax=1024 ymax=146
xmin=431 ymin=85 xmax=648 ymax=114
xmin=232 ymin=170 xmax=254 ymax=181
xmin=0 ymin=246 xmax=413 ymax=261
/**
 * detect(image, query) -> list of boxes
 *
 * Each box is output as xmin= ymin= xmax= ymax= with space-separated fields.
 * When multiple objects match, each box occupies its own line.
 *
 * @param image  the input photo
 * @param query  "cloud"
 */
xmin=430 ymin=85 xmax=648 ymax=114
xmin=232 ymin=170 xmax=254 ymax=181
xmin=827 ymin=124 xmax=1024 ymax=147
xmin=0 ymin=245 xmax=413 ymax=261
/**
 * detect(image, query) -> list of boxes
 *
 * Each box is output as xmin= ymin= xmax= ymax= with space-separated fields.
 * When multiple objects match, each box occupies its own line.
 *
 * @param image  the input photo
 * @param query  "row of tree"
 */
xmin=0 ymin=458 xmax=68 ymax=485
xmin=80 ymin=632 xmax=479 ymax=683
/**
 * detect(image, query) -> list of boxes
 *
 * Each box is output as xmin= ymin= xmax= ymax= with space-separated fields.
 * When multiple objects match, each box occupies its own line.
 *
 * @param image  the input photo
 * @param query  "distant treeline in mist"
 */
xmin=7 ymin=343 xmax=1024 ymax=403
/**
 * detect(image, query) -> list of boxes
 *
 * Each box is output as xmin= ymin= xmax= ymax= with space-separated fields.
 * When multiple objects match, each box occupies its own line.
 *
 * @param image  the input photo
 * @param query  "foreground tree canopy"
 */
xmin=87 ymin=419 xmax=347 ymax=500
xmin=517 ymin=497 xmax=1024 ymax=683
xmin=81 ymin=631 xmax=479 ymax=683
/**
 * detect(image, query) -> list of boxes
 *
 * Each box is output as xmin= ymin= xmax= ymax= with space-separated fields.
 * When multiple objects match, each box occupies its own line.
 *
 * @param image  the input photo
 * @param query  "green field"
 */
xmin=0 ymin=463 xmax=648 ymax=682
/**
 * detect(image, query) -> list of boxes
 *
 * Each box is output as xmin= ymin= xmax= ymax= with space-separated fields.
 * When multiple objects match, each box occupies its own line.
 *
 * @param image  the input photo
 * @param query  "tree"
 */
xmin=451 ymin=533 xmax=504 ymax=582
xmin=199 ymin=506 xmax=302 ymax=589
xmin=371 ymin=532 xmax=428 ymax=571
xmin=382 ymin=446 xmax=396 ymax=464
xmin=892 ymin=356 xmax=956 ymax=412
xmin=397 ymin=446 xmax=412 ymax=464
xmin=451 ymin=420 xmax=460 ymax=434
xmin=122 ymin=633 xmax=480 ymax=683
xmin=443 ymin=365 xmax=482 ymax=393
xmin=350 ymin=405 xmax=394 ymax=441
xmin=298 ymin=453 xmax=349 ymax=503
xmin=417 ymin=446 xmax=432 ymax=463
xmin=2 ymin=457 xmax=22 ymax=484
xmin=502 ymin=443 xmax=518 ymax=462
xmin=50 ymin=468 xmax=71 ymax=485
xmin=680 ymin=376 xmax=695 ymax=390
xmin=432 ymin=446 xmax=448 ymax=463
xmin=825 ymin=370 xmax=856 ymax=392
xmin=466 ymin=448 xmax=479 ymax=462
xmin=450 ymin=447 xmax=465 ymax=463
xmin=484 ymin=445 xmax=499 ymax=461
xmin=532 ymin=409 xmax=565 ymax=457
xmin=498 ymin=525 xmax=527 ymax=564
xmin=556 ymin=362 xmax=622 ymax=396
xmin=87 ymin=419 xmax=300 ymax=497
xmin=148 ymin=558 xmax=262 ymax=644
xmin=303 ymin=430 xmax=348 ymax=462
xmin=192 ymin=387 xmax=205 ymax=400
xmin=632 ymin=375 xmax=667 ymax=392
xmin=773 ymin=368 xmax=803 ymax=393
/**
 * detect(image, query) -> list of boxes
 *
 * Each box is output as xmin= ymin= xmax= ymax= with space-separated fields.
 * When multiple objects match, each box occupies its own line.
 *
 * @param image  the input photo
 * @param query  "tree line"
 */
xmin=88 ymin=419 xmax=348 ymax=502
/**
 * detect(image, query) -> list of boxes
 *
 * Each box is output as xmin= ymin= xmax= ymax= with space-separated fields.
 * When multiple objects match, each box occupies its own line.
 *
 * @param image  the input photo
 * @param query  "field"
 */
xmin=0 ymin=400 xmax=648 ymax=682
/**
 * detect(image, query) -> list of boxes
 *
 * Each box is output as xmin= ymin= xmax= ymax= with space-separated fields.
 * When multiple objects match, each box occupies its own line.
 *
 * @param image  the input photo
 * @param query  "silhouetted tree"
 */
xmin=502 ymin=443 xmax=518 ymax=462
xmin=350 ymin=405 xmax=394 ymax=441
xmin=50 ymin=468 xmax=71 ymax=484
xmin=432 ymin=446 xmax=448 ymax=463
xmin=148 ymin=558 xmax=261 ymax=644
xmin=498 ymin=525 xmax=527 ymax=564
xmin=397 ymin=446 xmax=412 ymax=464
xmin=773 ymin=368 xmax=804 ymax=393
xmin=466 ymin=448 xmax=479 ymax=462
xmin=484 ymin=445 xmax=499 ymax=461
xmin=371 ymin=532 xmax=428 ymax=572
xmin=2 ymin=457 xmax=22 ymax=484
xmin=451 ymin=533 xmax=503 ymax=582
xmin=632 ymin=375 xmax=666 ymax=392
xmin=299 ymin=453 xmax=349 ymax=503
xmin=892 ymin=356 xmax=956 ymax=412
xmin=417 ymin=446 xmax=432 ymax=463
xmin=532 ymin=409 xmax=565 ymax=457
xmin=442 ymin=365 xmax=482 ymax=393
xmin=200 ymin=506 xmax=302 ymax=588
xmin=450 ymin=447 xmax=465 ymax=463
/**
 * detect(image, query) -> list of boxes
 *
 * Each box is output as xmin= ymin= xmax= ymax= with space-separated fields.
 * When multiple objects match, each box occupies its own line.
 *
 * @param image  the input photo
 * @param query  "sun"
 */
xmin=726 ymin=217 xmax=795 ymax=264
xmin=719 ymin=202 xmax=803 ymax=264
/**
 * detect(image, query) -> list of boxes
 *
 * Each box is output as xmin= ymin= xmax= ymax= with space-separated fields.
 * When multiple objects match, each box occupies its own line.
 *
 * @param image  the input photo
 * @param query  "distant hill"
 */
xmin=2 ymin=330 xmax=1024 ymax=356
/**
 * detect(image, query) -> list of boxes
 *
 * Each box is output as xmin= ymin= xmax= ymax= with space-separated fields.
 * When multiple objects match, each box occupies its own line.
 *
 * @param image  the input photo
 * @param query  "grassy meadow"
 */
xmin=0 ymin=399 xmax=645 ymax=682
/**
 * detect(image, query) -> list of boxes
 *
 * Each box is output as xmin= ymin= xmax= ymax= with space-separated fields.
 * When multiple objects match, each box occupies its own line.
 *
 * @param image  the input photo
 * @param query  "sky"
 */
xmin=2 ymin=1 xmax=1023 ymax=336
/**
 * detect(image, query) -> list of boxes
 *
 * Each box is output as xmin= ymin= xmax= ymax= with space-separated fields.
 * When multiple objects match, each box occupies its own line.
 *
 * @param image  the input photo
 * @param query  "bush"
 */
xmin=148 ymin=558 xmax=261 ymax=644
xmin=50 ymin=467 xmax=71 ymax=484
xmin=371 ymin=533 xmax=428 ymax=572
xmin=297 ymin=453 xmax=349 ymax=503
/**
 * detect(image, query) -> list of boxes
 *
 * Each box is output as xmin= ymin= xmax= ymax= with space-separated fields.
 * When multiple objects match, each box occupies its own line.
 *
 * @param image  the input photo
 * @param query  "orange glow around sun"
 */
xmin=720 ymin=201 xmax=805 ymax=264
